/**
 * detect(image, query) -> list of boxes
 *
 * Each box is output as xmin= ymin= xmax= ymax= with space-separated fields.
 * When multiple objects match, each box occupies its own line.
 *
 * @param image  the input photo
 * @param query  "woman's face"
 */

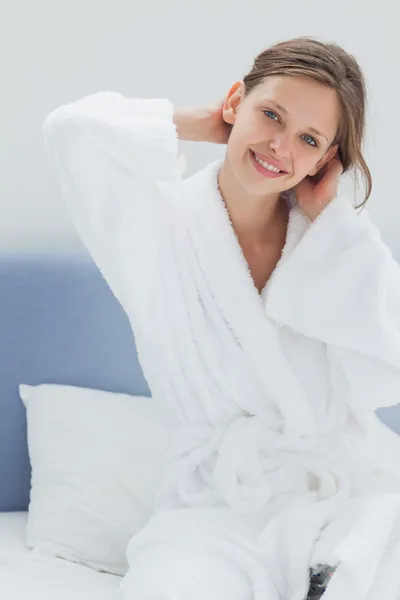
xmin=222 ymin=75 xmax=340 ymax=196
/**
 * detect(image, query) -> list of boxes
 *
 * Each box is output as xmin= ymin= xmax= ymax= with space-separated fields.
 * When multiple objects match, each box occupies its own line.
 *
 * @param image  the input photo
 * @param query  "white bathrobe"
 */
xmin=43 ymin=91 xmax=400 ymax=600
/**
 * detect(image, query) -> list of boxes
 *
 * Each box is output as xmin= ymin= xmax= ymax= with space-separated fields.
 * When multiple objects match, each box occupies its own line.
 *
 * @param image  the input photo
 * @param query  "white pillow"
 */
xmin=19 ymin=383 xmax=169 ymax=576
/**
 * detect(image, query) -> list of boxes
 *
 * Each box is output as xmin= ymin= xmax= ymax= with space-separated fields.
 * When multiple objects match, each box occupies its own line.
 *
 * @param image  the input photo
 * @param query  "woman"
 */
xmin=43 ymin=36 xmax=400 ymax=600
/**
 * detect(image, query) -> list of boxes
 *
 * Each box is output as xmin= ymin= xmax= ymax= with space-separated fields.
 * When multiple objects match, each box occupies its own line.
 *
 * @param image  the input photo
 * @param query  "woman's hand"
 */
xmin=173 ymin=99 xmax=232 ymax=144
xmin=202 ymin=98 xmax=233 ymax=144
xmin=292 ymin=153 xmax=344 ymax=222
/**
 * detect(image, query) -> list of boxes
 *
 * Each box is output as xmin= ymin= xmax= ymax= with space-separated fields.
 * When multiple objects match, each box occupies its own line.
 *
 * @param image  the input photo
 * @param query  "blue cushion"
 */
xmin=0 ymin=252 xmax=149 ymax=512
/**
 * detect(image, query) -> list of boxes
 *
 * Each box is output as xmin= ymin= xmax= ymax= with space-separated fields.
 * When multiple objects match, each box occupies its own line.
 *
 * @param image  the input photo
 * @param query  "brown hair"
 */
xmin=242 ymin=36 xmax=371 ymax=210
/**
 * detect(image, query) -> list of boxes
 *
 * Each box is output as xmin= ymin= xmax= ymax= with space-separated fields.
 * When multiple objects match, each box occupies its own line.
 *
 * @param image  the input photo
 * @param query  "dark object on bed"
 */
xmin=306 ymin=564 xmax=337 ymax=599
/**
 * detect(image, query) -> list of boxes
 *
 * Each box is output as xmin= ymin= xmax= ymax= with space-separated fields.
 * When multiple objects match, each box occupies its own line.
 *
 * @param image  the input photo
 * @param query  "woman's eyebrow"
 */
xmin=262 ymin=98 xmax=329 ymax=142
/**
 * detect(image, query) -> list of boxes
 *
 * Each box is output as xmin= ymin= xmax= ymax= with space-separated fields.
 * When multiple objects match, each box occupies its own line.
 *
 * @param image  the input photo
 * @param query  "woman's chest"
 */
xmin=242 ymin=245 xmax=283 ymax=295
xmin=238 ymin=209 xmax=289 ymax=295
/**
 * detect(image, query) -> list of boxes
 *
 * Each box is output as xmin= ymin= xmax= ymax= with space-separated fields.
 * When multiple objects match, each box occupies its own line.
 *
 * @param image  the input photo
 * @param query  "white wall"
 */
xmin=1 ymin=0 xmax=399 ymax=256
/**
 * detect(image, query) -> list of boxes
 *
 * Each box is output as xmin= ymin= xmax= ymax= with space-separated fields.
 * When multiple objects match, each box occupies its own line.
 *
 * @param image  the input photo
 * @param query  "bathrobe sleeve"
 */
xmin=265 ymin=196 xmax=400 ymax=414
xmin=42 ymin=91 xmax=185 ymax=309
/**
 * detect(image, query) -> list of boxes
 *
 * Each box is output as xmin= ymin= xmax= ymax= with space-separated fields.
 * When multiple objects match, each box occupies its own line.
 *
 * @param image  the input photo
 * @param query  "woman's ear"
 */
xmin=308 ymin=143 xmax=339 ymax=176
xmin=222 ymin=81 xmax=245 ymax=126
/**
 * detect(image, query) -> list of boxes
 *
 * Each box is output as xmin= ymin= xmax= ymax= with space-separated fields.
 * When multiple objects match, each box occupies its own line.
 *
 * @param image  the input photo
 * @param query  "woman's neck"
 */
xmin=218 ymin=159 xmax=288 ymax=245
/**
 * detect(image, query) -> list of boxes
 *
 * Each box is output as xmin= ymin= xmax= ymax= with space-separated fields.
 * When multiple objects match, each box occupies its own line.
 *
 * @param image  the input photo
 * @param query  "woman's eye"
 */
xmin=263 ymin=110 xmax=318 ymax=148
xmin=302 ymin=134 xmax=318 ymax=148
xmin=264 ymin=110 xmax=279 ymax=121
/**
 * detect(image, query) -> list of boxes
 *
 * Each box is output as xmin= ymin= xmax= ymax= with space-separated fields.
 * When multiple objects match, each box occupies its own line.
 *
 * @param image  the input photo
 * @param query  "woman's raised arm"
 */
xmin=43 ymin=91 xmax=187 ymax=309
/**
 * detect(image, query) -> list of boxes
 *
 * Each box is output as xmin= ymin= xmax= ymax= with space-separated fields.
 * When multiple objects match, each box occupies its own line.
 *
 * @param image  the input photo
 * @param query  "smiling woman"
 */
xmin=42 ymin=35 xmax=400 ymax=600
xmin=219 ymin=35 xmax=371 ymax=217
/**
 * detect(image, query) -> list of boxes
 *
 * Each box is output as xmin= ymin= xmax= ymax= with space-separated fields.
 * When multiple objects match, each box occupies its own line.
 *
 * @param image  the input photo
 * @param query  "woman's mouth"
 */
xmin=249 ymin=150 xmax=287 ymax=178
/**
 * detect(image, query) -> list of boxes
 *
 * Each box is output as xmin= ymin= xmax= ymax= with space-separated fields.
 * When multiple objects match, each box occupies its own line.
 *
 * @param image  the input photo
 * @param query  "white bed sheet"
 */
xmin=0 ymin=512 xmax=122 ymax=600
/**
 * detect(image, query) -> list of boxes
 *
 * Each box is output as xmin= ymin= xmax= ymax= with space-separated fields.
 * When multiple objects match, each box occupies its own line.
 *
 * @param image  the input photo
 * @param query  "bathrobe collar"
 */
xmin=175 ymin=158 xmax=317 ymax=434
xmin=181 ymin=157 xmax=311 ymax=308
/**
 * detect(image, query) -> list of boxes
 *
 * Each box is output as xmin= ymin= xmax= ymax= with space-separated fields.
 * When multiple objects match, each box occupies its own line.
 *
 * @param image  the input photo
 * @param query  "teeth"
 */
xmin=253 ymin=153 xmax=282 ymax=173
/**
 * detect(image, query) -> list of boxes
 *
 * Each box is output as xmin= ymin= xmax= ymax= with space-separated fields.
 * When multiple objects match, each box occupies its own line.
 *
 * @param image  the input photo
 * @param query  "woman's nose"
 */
xmin=269 ymin=134 xmax=291 ymax=156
